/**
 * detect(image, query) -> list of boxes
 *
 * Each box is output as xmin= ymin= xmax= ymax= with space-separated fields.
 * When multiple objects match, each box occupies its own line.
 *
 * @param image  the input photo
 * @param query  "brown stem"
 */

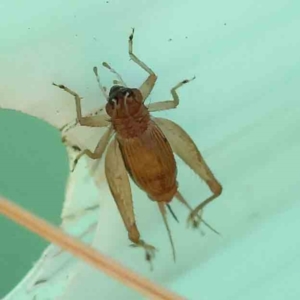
xmin=0 ymin=196 xmax=185 ymax=300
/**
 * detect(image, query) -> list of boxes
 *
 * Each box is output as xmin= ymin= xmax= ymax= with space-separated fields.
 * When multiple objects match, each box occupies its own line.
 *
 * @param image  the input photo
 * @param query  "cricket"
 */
xmin=53 ymin=29 xmax=222 ymax=264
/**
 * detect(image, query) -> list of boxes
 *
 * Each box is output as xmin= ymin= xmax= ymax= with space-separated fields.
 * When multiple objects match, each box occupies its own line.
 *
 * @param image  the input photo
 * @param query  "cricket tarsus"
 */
xmin=72 ymin=145 xmax=81 ymax=152
xmin=175 ymin=191 xmax=220 ymax=235
xmin=129 ymin=28 xmax=134 ymax=41
xmin=182 ymin=77 xmax=195 ymax=84
xmin=188 ymin=179 xmax=222 ymax=229
xmin=130 ymin=239 xmax=157 ymax=268
xmin=52 ymin=83 xmax=65 ymax=89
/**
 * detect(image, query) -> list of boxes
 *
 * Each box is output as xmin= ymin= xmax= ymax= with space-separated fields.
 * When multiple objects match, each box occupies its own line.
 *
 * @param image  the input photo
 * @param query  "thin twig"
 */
xmin=0 ymin=197 xmax=185 ymax=300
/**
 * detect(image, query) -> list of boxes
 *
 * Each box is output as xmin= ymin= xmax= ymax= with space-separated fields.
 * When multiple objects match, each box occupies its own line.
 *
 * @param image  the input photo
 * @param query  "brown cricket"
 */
xmin=53 ymin=29 xmax=222 ymax=263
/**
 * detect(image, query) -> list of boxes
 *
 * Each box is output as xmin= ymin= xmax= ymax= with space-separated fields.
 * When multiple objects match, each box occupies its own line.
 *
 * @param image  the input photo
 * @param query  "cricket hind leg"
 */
xmin=128 ymin=28 xmax=157 ymax=101
xmin=175 ymin=191 xmax=220 ymax=235
xmin=105 ymin=139 xmax=157 ymax=266
xmin=153 ymin=117 xmax=223 ymax=230
xmin=129 ymin=230 xmax=157 ymax=269
xmin=188 ymin=179 xmax=222 ymax=227
xmin=148 ymin=76 xmax=195 ymax=113
xmin=178 ymin=167 xmax=222 ymax=231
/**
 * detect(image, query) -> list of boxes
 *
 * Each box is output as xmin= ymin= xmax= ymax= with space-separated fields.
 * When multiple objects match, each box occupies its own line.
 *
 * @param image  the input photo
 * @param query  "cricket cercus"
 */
xmin=53 ymin=29 xmax=222 ymax=264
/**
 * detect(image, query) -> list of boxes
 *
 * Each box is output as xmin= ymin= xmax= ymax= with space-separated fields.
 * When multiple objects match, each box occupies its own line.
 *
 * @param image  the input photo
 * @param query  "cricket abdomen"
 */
xmin=116 ymin=119 xmax=178 ymax=203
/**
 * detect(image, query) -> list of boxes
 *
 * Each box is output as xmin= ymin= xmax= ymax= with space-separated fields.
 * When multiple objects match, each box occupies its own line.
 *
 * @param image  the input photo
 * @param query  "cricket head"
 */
xmin=105 ymin=85 xmax=144 ymax=117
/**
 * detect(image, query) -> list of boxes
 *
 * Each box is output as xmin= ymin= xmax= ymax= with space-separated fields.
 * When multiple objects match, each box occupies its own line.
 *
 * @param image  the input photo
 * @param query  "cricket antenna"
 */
xmin=93 ymin=66 xmax=108 ymax=100
xmin=102 ymin=62 xmax=127 ymax=87
xmin=158 ymin=202 xmax=176 ymax=262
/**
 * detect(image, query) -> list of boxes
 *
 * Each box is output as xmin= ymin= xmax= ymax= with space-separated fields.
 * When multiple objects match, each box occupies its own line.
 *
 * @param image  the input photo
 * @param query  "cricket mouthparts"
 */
xmin=108 ymin=85 xmax=132 ymax=102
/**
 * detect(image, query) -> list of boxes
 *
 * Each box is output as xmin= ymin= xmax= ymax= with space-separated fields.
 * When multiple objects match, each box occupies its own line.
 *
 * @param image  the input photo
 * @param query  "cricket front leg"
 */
xmin=60 ymin=107 xmax=109 ymax=135
xmin=53 ymin=83 xmax=110 ymax=128
xmin=105 ymin=138 xmax=156 ymax=264
xmin=128 ymin=29 xmax=157 ymax=101
xmin=148 ymin=76 xmax=195 ymax=112
xmin=155 ymin=117 xmax=222 ymax=227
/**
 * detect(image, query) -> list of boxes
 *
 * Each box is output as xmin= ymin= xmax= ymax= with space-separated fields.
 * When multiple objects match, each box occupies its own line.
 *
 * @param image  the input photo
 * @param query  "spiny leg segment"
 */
xmin=175 ymin=192 xmax=220 ymax=235
xmin=153 ymin=117 xmax=223 ymax=231
xmin=187 ymin=180 xmax=222 ymax=228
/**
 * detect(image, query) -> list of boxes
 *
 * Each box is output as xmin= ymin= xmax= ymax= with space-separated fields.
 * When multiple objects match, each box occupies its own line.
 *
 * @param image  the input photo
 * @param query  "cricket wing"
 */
xmin=154 ymin=117 xmax=214 ymax=182
xmin=105 ymin=138 xmax=137 ymax=238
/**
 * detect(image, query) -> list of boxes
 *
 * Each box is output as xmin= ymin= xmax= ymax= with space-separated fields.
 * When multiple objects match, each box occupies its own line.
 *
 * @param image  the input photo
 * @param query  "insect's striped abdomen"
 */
xmin=117 ymin=120 xmax=177 ymax=203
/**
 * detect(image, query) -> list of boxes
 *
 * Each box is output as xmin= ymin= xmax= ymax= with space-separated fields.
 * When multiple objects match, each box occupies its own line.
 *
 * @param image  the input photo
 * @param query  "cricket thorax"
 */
xmin=106 ymin=85 xmax=151 ymax=138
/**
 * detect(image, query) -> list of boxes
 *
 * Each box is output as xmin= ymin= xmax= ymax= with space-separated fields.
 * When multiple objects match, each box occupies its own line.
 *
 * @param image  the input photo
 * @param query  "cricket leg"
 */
xmin=154 ymin=117 xmax=223 ymax=227
xmin=175 ymin=191 xmax=220 ymax=235
xmin=59 ymin=109 xmax=108 ymax=135
xmin=128 ymin=28 xmax=157 ymax=101
xmin=70 ymin=126 xmax=113 ymax=172
xmin=148 ymin=76 xmax=195 ymax=112
xmin=60 ymin=118 xmax=80 ymax=133
xmin=188 ymin=180 xmax=222 ymax=225
xmin=105 ymin=138 xmax=156 ymax=264
xmin=53 ymin=83 xmax=110 ymax=128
